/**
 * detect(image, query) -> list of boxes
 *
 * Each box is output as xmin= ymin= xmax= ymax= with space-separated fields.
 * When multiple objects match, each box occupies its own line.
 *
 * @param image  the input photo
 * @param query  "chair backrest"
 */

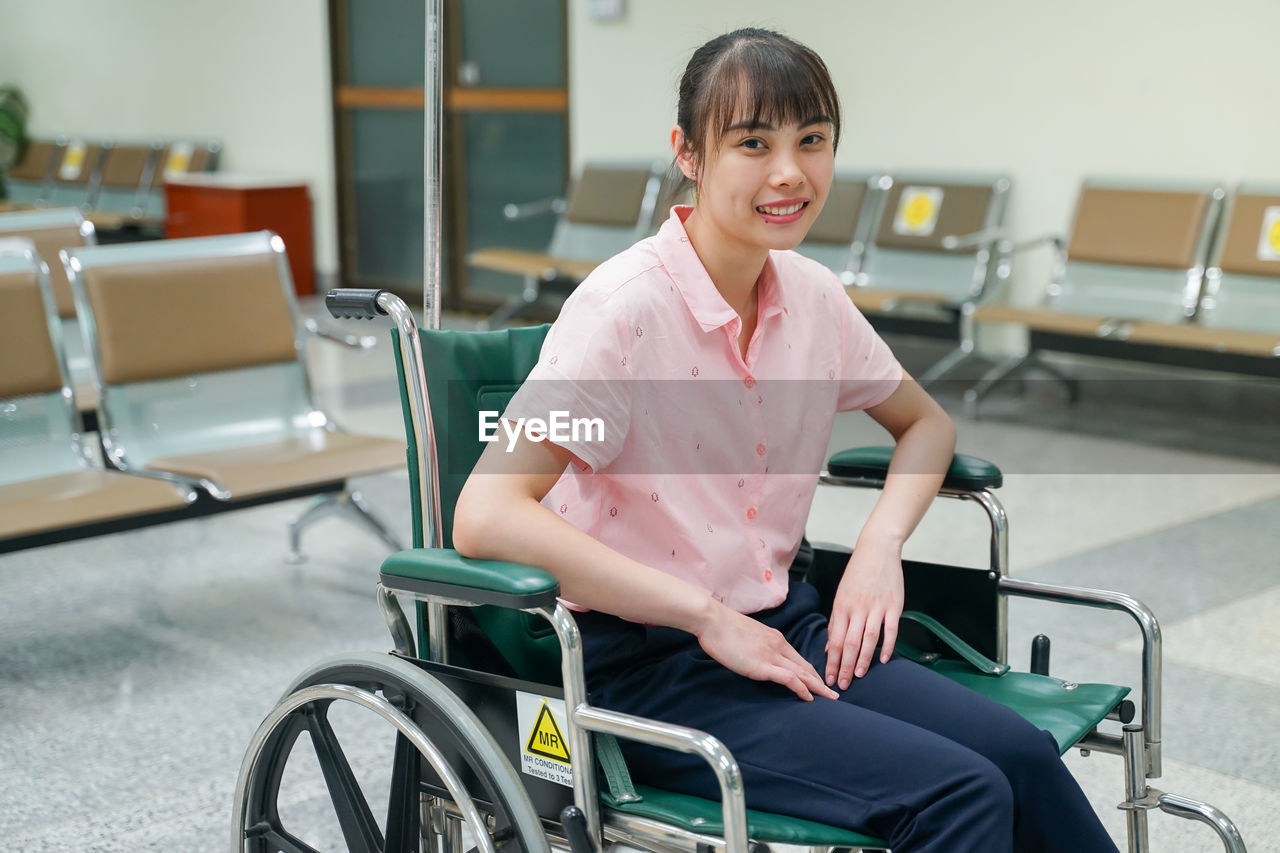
xmin=4 ymin=138 xmax=58 ymax=203
xmin=63 ymin=231 xmax=317 ymax=471
xmin=394 ymin=323 xmax=561 ymax=682
xmin=857 ymin=172 xmax=1010 ymax=303
xmin=0 ymin=207 xmax=95 ymax=319
xmin=141 ymin=140 xmax=221 ymax=220
xmin=94 ymin=141 xmax=165 ymax=216
xmin=1198 ymin=185 xmax=1280 ymax=334
xmin=795 ymin=172 xmax=878 ymax=280
xmin=547 ymin=161 xmax=664 ymax=260
xmin=1050 ymin=180 xmax=1224 ymax=323
xmin=0 ymin=238 xmax=88 ymax=486
xmin=44 ymin=137 xmax=106 ymax=209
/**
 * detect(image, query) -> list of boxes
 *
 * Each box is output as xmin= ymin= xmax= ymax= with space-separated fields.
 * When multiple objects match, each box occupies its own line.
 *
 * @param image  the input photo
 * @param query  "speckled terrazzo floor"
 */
xmin=2 ymin=310 xmax=1277 ymax=852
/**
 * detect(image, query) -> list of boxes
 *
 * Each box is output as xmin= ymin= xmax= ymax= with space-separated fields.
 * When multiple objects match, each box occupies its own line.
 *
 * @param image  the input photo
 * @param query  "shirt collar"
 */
xmin=656 ymin=206 xmax=791 ymax=332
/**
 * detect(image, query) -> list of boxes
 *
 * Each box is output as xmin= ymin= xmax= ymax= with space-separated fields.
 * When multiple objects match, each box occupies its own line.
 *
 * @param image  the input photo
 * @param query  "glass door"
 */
xmin=331 ymin=0 xmax=568 ymax=310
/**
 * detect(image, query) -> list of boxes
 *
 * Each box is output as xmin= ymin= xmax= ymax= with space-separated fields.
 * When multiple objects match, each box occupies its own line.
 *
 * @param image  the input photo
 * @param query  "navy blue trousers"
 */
xmin=578 ymin=582 xmax=1118 ymax=852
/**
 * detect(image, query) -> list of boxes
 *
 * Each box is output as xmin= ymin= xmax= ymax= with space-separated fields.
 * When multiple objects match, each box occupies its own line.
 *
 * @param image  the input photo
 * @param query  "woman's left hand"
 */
xmin=824 ymin=537 xmax=904 ymax=690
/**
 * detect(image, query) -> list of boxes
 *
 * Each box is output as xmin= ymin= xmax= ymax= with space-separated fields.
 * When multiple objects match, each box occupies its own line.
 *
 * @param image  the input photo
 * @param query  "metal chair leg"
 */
xmin=480 ymin=277 xmax=540 ymax=330
xmin=963 ymin=352 xmax=1034 ymax=418
xmin=287 ymin=488 xmax=404 ymax=562
xmin=917 ymin=343 xmax=977 ymax=388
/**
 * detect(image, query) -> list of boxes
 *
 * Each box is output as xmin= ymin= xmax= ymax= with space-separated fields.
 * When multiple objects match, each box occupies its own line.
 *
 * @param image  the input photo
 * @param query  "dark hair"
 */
xmin=675 ymin=28 xmax=841 ymax=179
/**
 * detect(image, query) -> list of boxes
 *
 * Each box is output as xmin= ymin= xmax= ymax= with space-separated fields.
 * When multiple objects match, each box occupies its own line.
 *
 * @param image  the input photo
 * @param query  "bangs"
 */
xmin=699 ymin=39 xmax=841 ymax=148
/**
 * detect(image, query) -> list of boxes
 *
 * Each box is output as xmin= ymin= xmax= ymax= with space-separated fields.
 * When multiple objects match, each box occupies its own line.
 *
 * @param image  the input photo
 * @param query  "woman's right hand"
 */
xmin=694 ymin=603 xmax=839 ymax=702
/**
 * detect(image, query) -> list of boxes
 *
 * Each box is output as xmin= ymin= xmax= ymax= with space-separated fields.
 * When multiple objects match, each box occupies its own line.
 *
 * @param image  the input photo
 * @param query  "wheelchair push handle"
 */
xmin=325 ymin=288 xmax=389 ymax=320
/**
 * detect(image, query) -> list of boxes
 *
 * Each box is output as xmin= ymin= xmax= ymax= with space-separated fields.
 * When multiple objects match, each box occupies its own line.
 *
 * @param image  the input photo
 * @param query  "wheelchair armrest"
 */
xmin=825 ymin=446 xmax=1004 ymax=491
xmin=380 ymin=548 xmax=561 ymax=610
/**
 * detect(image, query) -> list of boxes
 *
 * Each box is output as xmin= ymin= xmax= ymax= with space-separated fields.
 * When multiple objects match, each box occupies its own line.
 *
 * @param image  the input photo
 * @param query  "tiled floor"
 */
xmin=2 ymin=312 xmax=1277 ymax=852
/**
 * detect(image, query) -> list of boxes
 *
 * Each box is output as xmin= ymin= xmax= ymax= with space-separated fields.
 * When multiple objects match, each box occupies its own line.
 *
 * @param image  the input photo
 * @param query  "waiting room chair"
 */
xmin=1119 ymin=183 xmax=1280 ymax=362
xmin=1 ymin=138 xmax=58 ymax=206
xmin=42 ymin=136 xmax=106 ymax=211
xmin=848 ymin=172 xmax=1012 ymax=384
xmin=965 ymin=179 xmax=1226 ymax=414
xmin=60 ymin=231 xmax=405 ymax=561
xmin=89 ymin=141 xmax=167 ymax=229
xmin=0 ymin=207 xmax=98 ymax=421
xmin=0 ymin=238 xmax=196 ymax=552
xmin=468 ymin=161 xmax=666 ymax=328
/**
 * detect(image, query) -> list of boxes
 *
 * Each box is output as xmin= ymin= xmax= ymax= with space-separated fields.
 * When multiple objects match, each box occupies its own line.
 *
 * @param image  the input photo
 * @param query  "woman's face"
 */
xmin=676 ymin=114 xmax=835 ymax=255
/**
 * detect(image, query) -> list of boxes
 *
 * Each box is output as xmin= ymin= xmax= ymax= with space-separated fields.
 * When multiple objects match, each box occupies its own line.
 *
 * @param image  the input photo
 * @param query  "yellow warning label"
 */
xmin=525 ymin=700 xmax=571 ymax=764
xmin=1268 ymin=220 xmax=1280 ymax=253
xmin=904 ymin=195 xmax=935 ymax=228
xmin=1258 ymin=206 xmax=1280 ymax=262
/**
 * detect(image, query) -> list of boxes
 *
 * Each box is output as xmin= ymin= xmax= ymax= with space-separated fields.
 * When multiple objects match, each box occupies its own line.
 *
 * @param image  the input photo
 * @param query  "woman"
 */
xmin=454 ymin=27 xmax=1117 ymax=852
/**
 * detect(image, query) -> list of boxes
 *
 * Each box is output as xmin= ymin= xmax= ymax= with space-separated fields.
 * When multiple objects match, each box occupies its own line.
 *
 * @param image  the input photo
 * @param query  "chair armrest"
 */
xmin=940 ymin=226 xmax=1005 ymax=251
xmin=503 ymin=196 xmax=567 ymax=221
xmin=825 ymin=446 xmax=1003 ymax=491
xmin=303 ymin=317 xmax=378 ymax=350
xmin=380 ymin=547 xmax=561 ymax=609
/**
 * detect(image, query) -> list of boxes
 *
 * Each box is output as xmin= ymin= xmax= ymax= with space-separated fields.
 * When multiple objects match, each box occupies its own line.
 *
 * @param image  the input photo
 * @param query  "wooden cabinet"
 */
xmin=166 ymin=175 xmax=315 ymax=295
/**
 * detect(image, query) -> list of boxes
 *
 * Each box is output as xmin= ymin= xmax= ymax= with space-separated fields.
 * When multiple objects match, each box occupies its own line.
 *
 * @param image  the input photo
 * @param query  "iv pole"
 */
xmin=424 ymin=0 xmax=443 ymax=331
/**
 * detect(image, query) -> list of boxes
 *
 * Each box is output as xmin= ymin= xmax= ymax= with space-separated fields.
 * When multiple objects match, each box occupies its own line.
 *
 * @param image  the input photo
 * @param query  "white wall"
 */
xmin=0 ymin=0 xmax=338 ymax=277
xmin=4 ymin=1 xmax=1275 ymax=298
xmin=570 ymin=0 xmax=1278 ymax=307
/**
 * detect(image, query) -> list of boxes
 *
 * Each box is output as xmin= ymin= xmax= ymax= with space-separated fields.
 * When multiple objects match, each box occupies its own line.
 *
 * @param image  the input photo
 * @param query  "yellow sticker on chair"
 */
xmin=516 ymin=692 xmax=573 ymax=787
xmin=894 ymin=186 xmax=944 ymax=237
xmin=165 ymin=142 xmax=195 ymax=179
xmin=59 ymin=140 xmax=87 ymax=180
xmin=1259 ymin=206 xmax=1280 ymax=262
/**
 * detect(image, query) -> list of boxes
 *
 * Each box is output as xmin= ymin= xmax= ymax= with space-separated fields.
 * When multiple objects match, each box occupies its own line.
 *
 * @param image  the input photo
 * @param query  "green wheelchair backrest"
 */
xmin=393 ymin=323 xmax=564 ymax=683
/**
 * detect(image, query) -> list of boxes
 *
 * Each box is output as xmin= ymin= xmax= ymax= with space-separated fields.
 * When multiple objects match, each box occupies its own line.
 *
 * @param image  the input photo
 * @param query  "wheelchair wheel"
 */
xmin=233 ymin=652 xmax=550 ymax=853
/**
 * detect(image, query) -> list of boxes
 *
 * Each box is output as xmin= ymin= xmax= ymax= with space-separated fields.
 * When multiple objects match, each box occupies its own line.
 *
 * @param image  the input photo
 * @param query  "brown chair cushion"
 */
xmin=1124 ymin=321 xmax=1280 ymax=357
xmin=98 ymin=145 xmax=154 ymax=189
xmin=973 ymin=304 xmax=1109 ymax=337
xmin=1068 ymin=187 xmax=1209 ymax=270
xmin=1216 ymin=192 xmax=1280 ymax=278
xmin=846 ymin=286 xmax=953 ymax=313
xmin=8 ymin=140 xmax=56 ymax=181
xmin=144 ymin=430 xmax=405 ymax=499
xmin=468 ymin=248 xmax=599 ymax=281
xmin=26 ymin=223 xmax=89 ymax=318
xmin=80 ymin=251 xmax=299 ymax=384
xmin=0 ymin=470 xmax=192 ymax=539
xmin=0 ymin=268 xmax=63 ymax=398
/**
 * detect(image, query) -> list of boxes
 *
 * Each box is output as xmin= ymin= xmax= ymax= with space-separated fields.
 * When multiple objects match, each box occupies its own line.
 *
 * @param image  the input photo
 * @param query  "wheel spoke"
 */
xmin=305 ymin=703 xmax=385 ymax=853
xmin=385 ymin=732 xmax=423 ymax=852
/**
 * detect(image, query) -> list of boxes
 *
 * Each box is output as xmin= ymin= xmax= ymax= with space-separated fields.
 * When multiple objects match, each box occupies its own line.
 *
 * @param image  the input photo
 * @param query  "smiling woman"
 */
xmin=451 ymin=28 xmax=1118 ymax=852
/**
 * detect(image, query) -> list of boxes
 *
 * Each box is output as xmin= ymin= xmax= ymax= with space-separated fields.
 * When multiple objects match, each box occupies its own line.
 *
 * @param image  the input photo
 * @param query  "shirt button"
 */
xmin=756 ymin=443 xmax=767 ymax=456
xmin=743 ymin=376 xmax=756 ymax=389
xmin=746 ymin=507 xmax=758 ymax=520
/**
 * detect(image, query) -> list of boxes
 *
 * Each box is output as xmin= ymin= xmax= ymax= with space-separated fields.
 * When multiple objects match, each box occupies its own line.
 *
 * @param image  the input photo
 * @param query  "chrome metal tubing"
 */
xmin=1158 ymin=794 xmax=1248 ymax=853
xmin=423 ymin=0 xmax=443 ymax=330
xmin=232 ymin=683 xmax=496 ymax=853
xmin=999 ymin=576 xmax=1163 ymax=777
xmin=573 ymin=705 xmax=749 ymax=853
xmin=1122 ymin=725 xmax=1150 ymax=853
xmin=538 ymin=605 xmax=601 ymax=845
xmin=378 ymin=584 xmax=417 ymax=656
xmin=376 ymin=291 xmax=443 ymax=550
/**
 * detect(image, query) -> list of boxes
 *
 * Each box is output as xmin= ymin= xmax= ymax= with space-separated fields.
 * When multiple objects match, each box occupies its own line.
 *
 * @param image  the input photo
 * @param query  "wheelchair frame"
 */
xmin=232 ymin=289 xmax=1246 ymax=853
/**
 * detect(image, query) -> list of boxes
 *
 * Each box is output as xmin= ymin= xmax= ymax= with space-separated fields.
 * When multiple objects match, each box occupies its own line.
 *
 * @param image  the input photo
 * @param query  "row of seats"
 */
xmin=0 ymin=225 xmax=404 ymax=555
xmin=1 ymin=136 xmax=221 ymax=229
xmin=472 ymin=163 xmax=1280 ymax=395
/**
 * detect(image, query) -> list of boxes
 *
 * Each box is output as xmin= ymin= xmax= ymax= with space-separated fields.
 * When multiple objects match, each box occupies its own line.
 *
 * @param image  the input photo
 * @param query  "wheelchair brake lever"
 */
xmin=560 ymin=805 xmax=599 ymax=853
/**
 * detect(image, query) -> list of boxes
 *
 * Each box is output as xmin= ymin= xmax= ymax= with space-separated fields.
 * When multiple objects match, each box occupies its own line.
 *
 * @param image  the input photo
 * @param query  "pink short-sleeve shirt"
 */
xmin=506 ymin=206 xmax=902 ymax=613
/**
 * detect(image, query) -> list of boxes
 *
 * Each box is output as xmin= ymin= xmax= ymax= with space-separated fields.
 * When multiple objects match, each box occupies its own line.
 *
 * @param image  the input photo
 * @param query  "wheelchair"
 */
xmin=232 ymin=288 xmax=1247 ymax=853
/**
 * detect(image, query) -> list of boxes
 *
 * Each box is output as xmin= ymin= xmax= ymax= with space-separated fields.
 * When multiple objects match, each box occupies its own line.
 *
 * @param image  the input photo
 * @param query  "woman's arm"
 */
xmin=824 ymin=371 xmax=957 ymax=690
xmin=454 ymin=435 xmax=838 ymax=701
